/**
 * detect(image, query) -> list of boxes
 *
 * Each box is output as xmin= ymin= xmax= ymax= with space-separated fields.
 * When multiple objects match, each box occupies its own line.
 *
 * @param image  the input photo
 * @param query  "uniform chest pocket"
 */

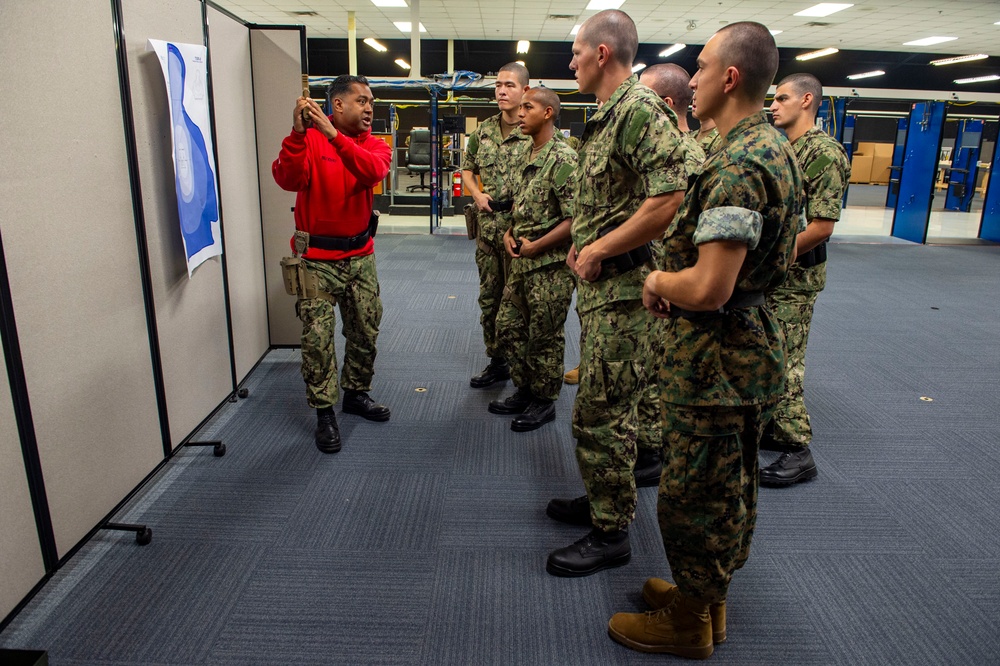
xmin=577 ymin=152 xmax=615 ymax=209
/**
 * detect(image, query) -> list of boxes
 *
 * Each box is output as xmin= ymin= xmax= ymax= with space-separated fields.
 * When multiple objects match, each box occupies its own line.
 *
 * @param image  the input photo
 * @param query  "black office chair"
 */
xmin=405 ymin=129 xmax=432 ymax=192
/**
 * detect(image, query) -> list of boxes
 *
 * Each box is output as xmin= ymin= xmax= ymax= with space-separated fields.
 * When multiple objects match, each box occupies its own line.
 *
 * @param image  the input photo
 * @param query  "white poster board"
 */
xmin=147 ymin=39 xmax=222 ymax=276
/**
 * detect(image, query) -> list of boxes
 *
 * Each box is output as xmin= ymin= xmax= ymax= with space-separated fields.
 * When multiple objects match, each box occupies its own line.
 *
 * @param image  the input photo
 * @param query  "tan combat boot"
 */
xmin=563 ymin=366 xmax=579 ymax=385
xmin=608 ymin=595 xmax=713 ymax=659
xmin=642 ymin=577 xmax=727 ymax=644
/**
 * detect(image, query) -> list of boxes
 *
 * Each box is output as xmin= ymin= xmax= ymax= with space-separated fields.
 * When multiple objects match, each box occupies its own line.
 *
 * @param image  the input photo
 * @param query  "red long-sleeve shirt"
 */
xmin=272 ymin=123 xmax=391 ymax=260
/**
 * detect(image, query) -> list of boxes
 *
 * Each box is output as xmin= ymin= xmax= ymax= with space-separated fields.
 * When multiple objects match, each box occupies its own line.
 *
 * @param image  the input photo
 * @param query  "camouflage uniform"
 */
xmin=658 ymin=111 xmax=803 ymax=603
xmin=690 ymin=127 xmax=721 ymax=156
xmin=571 ymin=76 xmax=687 ymax=533
xmin=495 ymin=138 xmax=578 ymax=400
xmin=767 ymin=127 xmax=850 ymax=448
xmin=679 ymin=133 xmax=707 ymax=180
xmin=300 ymin=255 xmax=383 ymax=408
xmin=462 ymin=115 xmax=531 ymax=360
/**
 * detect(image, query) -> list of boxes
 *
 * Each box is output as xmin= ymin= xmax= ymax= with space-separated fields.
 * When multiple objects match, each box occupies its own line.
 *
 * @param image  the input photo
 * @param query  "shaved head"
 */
xmin=716 ymin=21 xmax=778 ymax=101
xmin=776 ymin=73 xmax=823 ymax=114
xmin=639 ymin=63 xmax=693 ymax=114
xmin=579 ymin=9 xmax=638 ymax=67
xmin=499 ymin=61 xmax=530 ymax=87
xmin=524 ymin=86 xmax=561 ymax=119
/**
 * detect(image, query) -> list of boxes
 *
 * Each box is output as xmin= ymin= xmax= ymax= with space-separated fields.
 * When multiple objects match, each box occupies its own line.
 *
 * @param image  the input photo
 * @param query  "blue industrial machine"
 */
xmin=891 ymin=101 xmax=946 ymax=244
xmin=980 ymin=137 xmax=1000 ymax=242
xmin=943 ymin=119 xmax=983 ymax=212
xmin=885 ymin=117 xmax=908 ymax=209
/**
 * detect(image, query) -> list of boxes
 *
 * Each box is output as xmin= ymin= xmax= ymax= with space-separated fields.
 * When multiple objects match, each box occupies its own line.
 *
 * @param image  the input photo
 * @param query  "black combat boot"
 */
xmin=760 ymin=449 xmax=818 ymax=487
xmin=470 ymin=357 xmax=510 ymax=388
xmin=342 ymin=390 xmax=391 ymax=422
xmin=315 ymin=408 xmax=341 ymax=453
xmin=488 ymin=387 xmax=533 ymax=415
xmin=511 ymin=398 xmax=555 ymax=432
xmin=546 ymin=527 xmax=631 ymax=577
xmin=634 ymin=449 xmax=663 ymax=488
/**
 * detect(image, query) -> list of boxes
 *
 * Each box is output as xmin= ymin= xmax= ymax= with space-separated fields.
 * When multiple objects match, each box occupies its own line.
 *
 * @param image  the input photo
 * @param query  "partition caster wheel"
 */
xmin=213 ymin=442 xmax=227 ymax=457
xmin=238 ymin=388 xmax=249 ymax=399
xmin=136 ymin=527 xmax=153 ymax=546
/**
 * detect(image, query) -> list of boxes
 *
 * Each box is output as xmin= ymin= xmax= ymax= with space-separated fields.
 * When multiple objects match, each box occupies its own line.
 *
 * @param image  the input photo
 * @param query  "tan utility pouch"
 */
xmin=280 ymin=256 xmax=336 ymax=303
xmin=463 ymin=203 xmax=479 ymax=240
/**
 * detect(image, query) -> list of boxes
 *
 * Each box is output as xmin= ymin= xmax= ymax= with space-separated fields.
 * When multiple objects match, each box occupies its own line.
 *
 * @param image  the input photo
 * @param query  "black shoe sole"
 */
xmin=546 ymin=551 xmax=631 ymax=578
xmin=316 ymin=440 xmax=342 ymax=453
xmin=488 ymin=403 xmax=529 ymax=415
xmin=470 ymin=375 xmax=510 ymax=389
xmin=342 ymin=406 xmax=391 ymax=422
xmin=511 ymin=411 xmax=555 ymax=432
xmin=759 ymin=467 xmax=818 ymax=487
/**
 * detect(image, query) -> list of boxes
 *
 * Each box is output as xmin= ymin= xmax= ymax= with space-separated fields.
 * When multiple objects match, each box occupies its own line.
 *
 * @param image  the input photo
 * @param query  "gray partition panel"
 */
xmin=122 ymin=0 xmax=234 ymax=447
xmin=0 ymin=328 xmax=45 ymax=621
xmin=0 ymin=1 xmax=163 ymax=557
xmin=207 ymin=7 xmax=269 ymax=382
xmin=251 ymin=28 xmax=305 ymax=346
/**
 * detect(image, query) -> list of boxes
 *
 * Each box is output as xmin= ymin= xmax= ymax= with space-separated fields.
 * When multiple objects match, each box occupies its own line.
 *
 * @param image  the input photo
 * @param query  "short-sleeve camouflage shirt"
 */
xmin=462 ymin=113 xmax=531 ymax=242
xmin=511 ymin=137 xmax=578 ymax=273
xmin=691 ymin=127 xmax=721 ymax=156
xmin=680 ymin=133 xmax=706 ymax=179
xmin=571 ymin=75 xmax=687 ymax=313
xmin=778 ymin=127 xmax=852 ymax=294
xmin=660 ymin=112 xmax=804 ymax=406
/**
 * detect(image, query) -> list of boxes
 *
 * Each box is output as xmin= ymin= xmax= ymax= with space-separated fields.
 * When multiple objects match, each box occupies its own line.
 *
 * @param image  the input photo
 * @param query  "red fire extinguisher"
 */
xmin=453 ymin=171 xmax=463 ymax=197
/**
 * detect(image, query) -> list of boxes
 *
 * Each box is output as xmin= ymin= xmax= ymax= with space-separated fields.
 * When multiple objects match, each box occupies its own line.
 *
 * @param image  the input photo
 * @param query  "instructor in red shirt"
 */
xmin=272 ymin=75 xmax=392 ymax=453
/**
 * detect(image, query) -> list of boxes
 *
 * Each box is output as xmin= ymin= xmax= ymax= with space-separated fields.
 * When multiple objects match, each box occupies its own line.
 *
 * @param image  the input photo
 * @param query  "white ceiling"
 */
xmin=213 ymin=0 xmax=1000 ymax=55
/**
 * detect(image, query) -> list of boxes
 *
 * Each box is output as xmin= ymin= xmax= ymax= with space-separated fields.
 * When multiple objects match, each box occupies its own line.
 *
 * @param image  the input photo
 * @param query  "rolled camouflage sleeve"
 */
xmin=620 ymin=105 xmax=686 ymax=198
xmin=692 ymin=164 xmax=767 ymax=248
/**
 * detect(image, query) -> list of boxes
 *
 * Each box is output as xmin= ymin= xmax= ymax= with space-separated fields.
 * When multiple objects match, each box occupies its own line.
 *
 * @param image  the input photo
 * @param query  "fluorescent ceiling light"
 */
xmin=846 ymin=70 xmax=885 ymax=80
xmin=769 ymin=29 xmax=783 ymax=36
xmin=393 ymin=21 xmax=426 ymax=33
xmin=517 ymin=40 xmax=530 ymax=54
xmin=394 ymin=58 xmax=411 ymax=70
xmin=586 ymin=0 xmax=625 ymax=9
xmin=954 ymin=74 xmax=1000 ymax=84
xmin=371 ymin=0 xmax=406 ymax=6
xmin=659 ymin=44 xmax=685 ymax=58
xmin=363 ymin=38 xmax=387 ymax=52
xmin=930 ymin=54 xmax=988 ymax=66
xmin=570 ymin=24 xmax=582 ymax=36
xmin=796 ymin=47 xmax=839 ymax=61
xmin=903 ymin=36 xmax=957 ymax=46
xmin=632 ymin=63 xmax=647 ymax=73
xmin=794 ymin=3 xmax=853 ymax=18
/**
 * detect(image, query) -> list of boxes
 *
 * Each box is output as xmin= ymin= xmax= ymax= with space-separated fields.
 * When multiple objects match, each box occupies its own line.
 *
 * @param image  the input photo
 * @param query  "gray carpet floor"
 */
xmin=2 ymin=235 xmax=999 ymax=664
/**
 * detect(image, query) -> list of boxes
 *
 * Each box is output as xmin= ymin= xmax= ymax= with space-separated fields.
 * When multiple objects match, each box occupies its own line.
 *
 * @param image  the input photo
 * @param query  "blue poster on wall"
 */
xmin=148 ymin=39 xmax=221 ymax=277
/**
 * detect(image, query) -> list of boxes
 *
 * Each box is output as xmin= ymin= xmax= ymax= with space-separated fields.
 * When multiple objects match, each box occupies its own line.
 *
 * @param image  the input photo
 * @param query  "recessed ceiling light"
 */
xmin=393 ymin=21 xmax=426 ymax=33
xmin=954 ymin=74 xmax=1000 ymax=84
xmin=632 ymin=63 xmax=647 ymax=73
xmin=363 ymin=38 xmax=388 ymax=52
xmin=371 ymin=0 xmax=406 ymax=6
xmin=930 ymin=54 xmax=988 ymax=66
xmin=394 ymin=58 xmax=411 ymax=70
xmin=769 ymin=29 xmax=783 ymax=36
xmin=586 ymin=0 xmax=624 ymax=9
xmin=659 ymin=44 xmax=685 ymax=58
xmin=570 ymin=25 xmax=581 ymax=36
xmin=517 ymin=40 xmax=530 ymax=54
xmin=903 ymin=36 xmax=957 ymax=46
xmin=796 ymin=47 xmax=839 ymax=61
xmin=793 ymin=3 xmax=853 ymax=18
xmin=846 ymin=70 xmax=885 ymax=80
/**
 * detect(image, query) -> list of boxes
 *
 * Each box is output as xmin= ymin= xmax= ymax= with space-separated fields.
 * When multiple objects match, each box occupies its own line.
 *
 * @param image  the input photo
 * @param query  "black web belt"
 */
xmin=307 ymin=230 xmax=371 ymax=252
xmin=668 ymin=291 xmax=765 ymax=320
xmin=796 ymin=241 xmax=827 ymax=268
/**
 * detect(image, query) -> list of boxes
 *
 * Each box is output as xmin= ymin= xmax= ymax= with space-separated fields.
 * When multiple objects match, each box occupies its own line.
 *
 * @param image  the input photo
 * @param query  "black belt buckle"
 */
xmin=491 ymin=199 xmax=514 ymax=213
